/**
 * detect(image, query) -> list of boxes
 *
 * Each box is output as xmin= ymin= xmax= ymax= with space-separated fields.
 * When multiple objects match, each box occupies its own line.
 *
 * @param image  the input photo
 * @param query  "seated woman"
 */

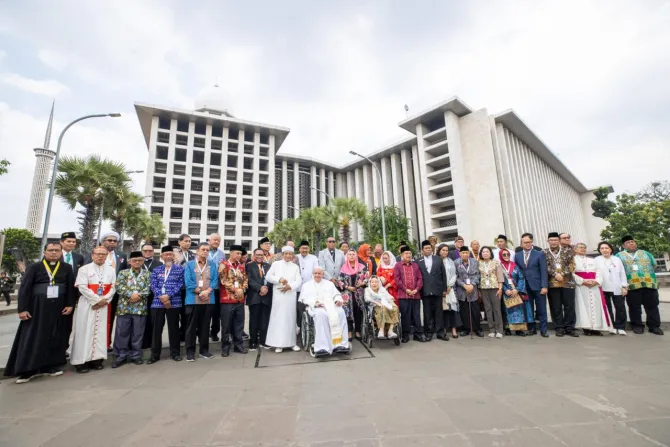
xmin=364 ymin=276 xmax=400 ymax=339
xmin=376 ymin=251 xmax=398 ymax=305
xmin=301 ymin=266 xmax=350 ymax=355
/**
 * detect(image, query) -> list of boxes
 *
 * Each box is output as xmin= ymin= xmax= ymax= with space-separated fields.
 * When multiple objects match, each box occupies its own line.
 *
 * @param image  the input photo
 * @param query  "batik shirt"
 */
xmin=616 ymin=250 xmax=657 ymax=290
xmin=544 ymin=247 xmax=575 ymax=288
xmin=115 ymin=268 xmax=151 ymax=316
xmin=478 ymin=261 xmax=504 ymax=289
xmin=150 ymin=264 xmax=185 ymax=308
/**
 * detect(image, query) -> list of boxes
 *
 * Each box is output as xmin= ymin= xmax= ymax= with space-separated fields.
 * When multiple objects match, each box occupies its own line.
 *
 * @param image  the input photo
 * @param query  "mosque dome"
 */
xmin=194 ymin=83 xmax=233 ymax=116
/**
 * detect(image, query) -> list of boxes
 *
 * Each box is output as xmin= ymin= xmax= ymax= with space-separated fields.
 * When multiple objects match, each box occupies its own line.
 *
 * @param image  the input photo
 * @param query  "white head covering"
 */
xmin=99 ymin=231 xmax=120 ymax=243
xmin=281 ymin=246 xmax=294 ymax=253
xmin=378 ymin=250 xmax=397 ymax=269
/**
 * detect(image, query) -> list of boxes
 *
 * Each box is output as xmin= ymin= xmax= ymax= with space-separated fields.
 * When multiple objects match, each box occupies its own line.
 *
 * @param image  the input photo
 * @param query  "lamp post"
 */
xmin=310 ymin=186 xmax=335 ymax=204
xmin=350 ymin=150 xmax=386 ymax=251
xmin=41 ymin=113 xmax=122 ymax=249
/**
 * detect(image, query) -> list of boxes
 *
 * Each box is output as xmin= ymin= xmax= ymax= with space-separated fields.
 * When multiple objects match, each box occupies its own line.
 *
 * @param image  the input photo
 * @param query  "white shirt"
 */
xmin=595 ymin=255 xmax=628 ymax=295
xmin=297 ymin=254 xmax=319 ymax=292
xmin=424 ymin=255 xmax=433 ymax=273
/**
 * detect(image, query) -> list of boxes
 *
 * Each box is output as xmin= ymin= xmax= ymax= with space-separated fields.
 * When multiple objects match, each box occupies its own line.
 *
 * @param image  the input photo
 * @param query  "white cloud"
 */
xmin=0 ymin=49 xmax=6 ymax=64
xmin=0 ymin=73 xmax=69 ymax=96
xmin=37 ymin=49 xmax=69 ymax=71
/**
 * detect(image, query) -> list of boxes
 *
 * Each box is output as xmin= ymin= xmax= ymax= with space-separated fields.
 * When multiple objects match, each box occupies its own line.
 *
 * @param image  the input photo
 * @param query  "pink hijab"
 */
xmin=340 ymin=249 xmax=364 ymax=275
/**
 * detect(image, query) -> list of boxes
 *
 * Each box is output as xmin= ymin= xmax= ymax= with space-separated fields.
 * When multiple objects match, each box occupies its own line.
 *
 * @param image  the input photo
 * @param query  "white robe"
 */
xmin=265 ymin=260 xmax=302 ymax=348
xmin=574 ymin=256 xmax=613 ymax=332
xmin=70 ymin=262 xmax=117 ymax=365
xmin=301 ymin=279 xmax=349 ymax=354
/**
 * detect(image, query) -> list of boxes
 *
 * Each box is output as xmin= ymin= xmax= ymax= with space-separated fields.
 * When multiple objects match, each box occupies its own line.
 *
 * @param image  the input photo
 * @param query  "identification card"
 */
xmin=47 ymin=285 xmax=59 ymax=298
xmin=555 ymin=263 xmax=561 ymax=270
xmin=198 ymin=280 xmax=204 ymax=287
xmin=234 ymin=281 xmax=240 ymax=289
xmin=133 ymin=290 xmax=138 ymax=296
xmin=465 ymin=278 xmax=471 ymax=285
xmin=161 ymin=286 xmax=166 ymax=295
xmin=97 ymin=286 xmax=104 ymax=296
xmin=632 ymin=265 xmax=639 ymax=271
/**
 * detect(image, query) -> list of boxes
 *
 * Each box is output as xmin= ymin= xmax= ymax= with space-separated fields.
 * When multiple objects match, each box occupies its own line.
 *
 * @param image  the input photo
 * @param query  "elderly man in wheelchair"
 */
xmin=300 ymin=266 xmax=351 ymax=357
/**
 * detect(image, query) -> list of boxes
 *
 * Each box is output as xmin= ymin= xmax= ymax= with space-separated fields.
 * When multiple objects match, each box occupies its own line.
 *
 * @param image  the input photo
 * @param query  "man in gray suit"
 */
xmin=318 ymin=237 xmax=345 ymax=282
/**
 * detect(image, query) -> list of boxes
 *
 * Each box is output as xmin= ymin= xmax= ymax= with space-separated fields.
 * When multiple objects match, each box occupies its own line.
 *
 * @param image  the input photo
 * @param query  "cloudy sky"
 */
xmin=1 ymin=0 xmax=668 ymax=234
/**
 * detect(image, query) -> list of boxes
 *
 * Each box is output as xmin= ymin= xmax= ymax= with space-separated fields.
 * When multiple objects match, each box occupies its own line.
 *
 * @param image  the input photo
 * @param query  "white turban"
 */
xmin=281 ymin=246 xmax=294 ymax=253
xmin=99 ymin=231 xmax=120 ymax=243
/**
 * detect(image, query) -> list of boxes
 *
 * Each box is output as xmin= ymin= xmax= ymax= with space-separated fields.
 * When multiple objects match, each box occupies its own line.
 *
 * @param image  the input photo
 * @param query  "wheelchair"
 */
xmin=357 ymin=295 xmax=402 ymax=348
xmin=300 ymin=307 xmax=352 ymax=358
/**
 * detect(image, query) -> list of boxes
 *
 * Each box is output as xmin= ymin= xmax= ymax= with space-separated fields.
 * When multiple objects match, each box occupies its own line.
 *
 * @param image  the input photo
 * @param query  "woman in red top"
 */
xmin=376 ymin=251 xmax=398 ymax=306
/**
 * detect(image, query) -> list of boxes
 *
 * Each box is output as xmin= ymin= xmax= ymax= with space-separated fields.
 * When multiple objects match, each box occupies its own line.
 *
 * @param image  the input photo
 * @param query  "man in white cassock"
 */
xmin=265 ymin=246 xmax=302 ymax=353
xmin=301 ymin=266 xmax=351 ymax=356
xmin=70 ymin=246 xmax=117 ymax=373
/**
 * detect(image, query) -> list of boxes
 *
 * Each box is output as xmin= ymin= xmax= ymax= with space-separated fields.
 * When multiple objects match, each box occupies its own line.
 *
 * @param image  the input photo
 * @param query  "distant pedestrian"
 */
xmin=0 ymin=271 xmax=15 ymax=305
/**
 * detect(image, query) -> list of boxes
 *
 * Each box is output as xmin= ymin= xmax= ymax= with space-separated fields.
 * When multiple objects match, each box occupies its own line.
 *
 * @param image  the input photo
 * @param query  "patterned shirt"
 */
xmin=616 ymin=250 xmax=657 ymax=290
xmin=150 ymin=264 xmax=185 ymax=308
xmin=544 ymin=247 xmax=575 ymax=288
xmin=478 ymin=261 xmax=504 ymax=289
xmin=219 ymin=260 xmax=249 ymax=303
xmin=115 ymin=268 xmax=151 ymax=316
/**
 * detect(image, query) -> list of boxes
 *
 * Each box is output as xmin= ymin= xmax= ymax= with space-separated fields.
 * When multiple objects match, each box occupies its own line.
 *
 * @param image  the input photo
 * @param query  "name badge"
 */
xmin=234 ymin=281 xmax=240 ymax=289
xmin=47 ymin=285 xmax=59 ymax=298
xmin=465 ymin=278 xmax=471 ymax=285
xmin=133 ymin=290 xmax=138 ymax=295
xmin=161 ymin=287 xmax=166 ymax=295
xmin=97 ymin=286 xmax=104 ymax=296
xmin=198 ymin=280 xmax=204 ymax=287
xmin=632 ymin=265 xmax=639 ymax=271
xmin=555 ymin=263 xmax=561 ymax=270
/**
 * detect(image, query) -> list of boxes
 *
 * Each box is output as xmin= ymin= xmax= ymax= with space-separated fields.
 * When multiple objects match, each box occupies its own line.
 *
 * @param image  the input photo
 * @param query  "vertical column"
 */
xmin=293 ymin=162 xmax=300 ymax=217
xmin=319 ymin=167 xmax=327 ymax=205
xmin=328 ymin=170 xmax=335 ymax=200
xmin=235 ymin=131 xmax=245 ymax=240
xmin=402 ymin=148 xmax=419 ymax=243
xmin=371 ymin=163 xmax=380 ymax=208
xmin=281 ymin=159 xmax=288 ymax=219
xmin=251 ymin=131 xmax=261 ymax=244
xmin=268 ymin=135 xmax=276 ymax=231
xmin=414 ymin=125 xmax=432 ymax=238
xmin=362 ymin=164 xmax=374 ymax=208
xmin=310 ymin=166 xmax=317 ymax=207
xmin=354 ymin=168 xmax=364 ymax=240
xmin=411 ymin=145 xmax=426 ymax=239
xmin=380 ymin=157 xmax=392 ymax=206
xmin=336 ymin=172 xmax=346 ymax=197
xmin=444 ymin=111 xmax=470 ymax=241
xmin=390 ymin=152 xmax=404 ymax=212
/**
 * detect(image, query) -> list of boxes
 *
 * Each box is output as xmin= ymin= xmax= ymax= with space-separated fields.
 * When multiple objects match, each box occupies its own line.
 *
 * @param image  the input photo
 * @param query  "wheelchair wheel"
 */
xmin=300 ymin=311 xmax=310 ymax=351
xmin=395 ymin=316 xmax=402 ymax=346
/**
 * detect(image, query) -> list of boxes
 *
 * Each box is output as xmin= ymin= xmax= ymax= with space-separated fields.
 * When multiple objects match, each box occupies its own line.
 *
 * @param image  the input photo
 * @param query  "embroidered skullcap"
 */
xmin=621 ymin=235 xmax=634 ymax=244
xmin=281 ymin=246 xmax=295 ymax=253
xmin=99 ymin=231 xmax=120 ymax=243
xmin=60 ymin=231 xmax=76 ymax=240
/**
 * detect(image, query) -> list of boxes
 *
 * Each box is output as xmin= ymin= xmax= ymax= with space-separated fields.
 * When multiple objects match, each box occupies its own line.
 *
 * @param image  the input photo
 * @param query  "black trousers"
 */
xmin=296 ymin=292 xmax=306 ymax=330
xmin=108 ymin=295 xmax=119 ymax=348
xmin=547 ymin=288 xmax=576 ymax=331
xmin=626 ymin=288 xmax=661 ymax=330
xmin=347 ymin=295 xmax=363 ymax=334
xmin=179 ymin=289 xmax=188 ymax=342
xmin=142 ymin=295 xmax=154 ymax=349
xmin=249 ymin=303 xmax=271 ymax=346
xmin=422 ymin=295 xmax=444 ymax=336
xmin=459 ymin=300 xmax=481 ymax=333
xmin=210 ymin=289 xmax=220 ymax=337
xmin=221 ymin=303 xmax=245 ymax=350
xmin=399 ymin=299 xmax=422 ymax=336
xmin=150 ymin=307 xmax=181 ymax=358
xmin=185 ymin=304 xmax=213 ymax=355
xmin=1 ymin=291 xmax=10 ymax=305
xmin=604 ymin=292 xmax=627 ymax=330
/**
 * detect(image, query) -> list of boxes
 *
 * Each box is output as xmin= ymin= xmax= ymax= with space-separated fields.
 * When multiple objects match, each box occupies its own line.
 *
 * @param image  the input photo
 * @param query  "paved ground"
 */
xmin=1 ymin=317 xmax=670 ymax=446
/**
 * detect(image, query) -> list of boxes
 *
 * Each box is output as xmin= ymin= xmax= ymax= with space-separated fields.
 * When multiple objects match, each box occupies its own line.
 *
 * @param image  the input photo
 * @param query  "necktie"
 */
xmin=258 ymin=263 xmax=264 ymax=277
xmin=524 ymin=251 xmax=530 ymax=266
xmin=330 ymin=250 xmax=335 ymax=262
xmin=108 ymin=252 xmax=116 ymax=269
xmin=65 ymin=253 xmax=71 ymax=264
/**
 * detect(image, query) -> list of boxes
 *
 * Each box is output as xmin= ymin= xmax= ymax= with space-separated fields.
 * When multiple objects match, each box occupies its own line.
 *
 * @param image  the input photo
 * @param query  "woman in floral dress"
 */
xmin=337 ymin=249 xmax=369 ymax=339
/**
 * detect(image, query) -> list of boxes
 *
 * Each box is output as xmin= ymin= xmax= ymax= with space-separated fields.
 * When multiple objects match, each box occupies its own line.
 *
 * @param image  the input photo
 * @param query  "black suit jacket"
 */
xmin=84 ymin=250 xmax=127 ymax=274
xmin=246 ymin=261 xmax=272 ymax=306
xmin=417 ymin=255 xmax=447 ymax=297
xmin=60 ymin=251 xmax=85 ymax=279
xmin=143 ymin=258 xmax=162 ymax=272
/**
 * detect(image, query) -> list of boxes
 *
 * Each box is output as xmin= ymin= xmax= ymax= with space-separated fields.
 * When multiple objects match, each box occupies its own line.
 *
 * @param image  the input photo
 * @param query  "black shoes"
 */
xmin=171 ymin=355 xmax=182 ymax=362
xmin=436 ymin=334 xmax=450 ymax=341
xmin=650 ymin=327 xmax=664 ymax=335
xmin=112 ymin=358 xmax=127 ymax=369
xmin=249 ymin=344 xmax=258 ymax=351
xmin=211 ymin=335 xmax=220 ymax=342
xmin=504 ymin=329 xmax=512 ymax=336
xmin=146 ymin=357 xmax=160 ymax=365
xmin=75 ymin=365 xmax=90 ymax=374
xmin=555 ymin=329 xmax=565 ymax=337
xmin=475 ymin=331 xmax=484 ymax=338
xmin=541 ymin=331 xmax=549 ymax=338
xmin=186 ymin=354 xmax=195 ymax=362
xmin=401 ymin=335 xmax=410 ymax=343
xmin=316 ymin=349 xmax=329 ymax=356
xmin=424 ymin=334 xmax=434 ymax=342
xmin=413 ymin=334 xmax=428 ymax=342
xmin=459 ymin=331 xmax=470 ymax=337
xmin=529 ymin=330 xmax=538 ymax=336
xmin=566 ymin=331 xmax=579 ymax=337
xmin=515 ymin=330 xmax=526 ymax=337
xmin=131 ymin=358 xmax=144 ymax=365
xmin=633 ymin=327 xmax=644 ymax=335
xmin=221 ymin=348 xmax=230 ymax=357
xmin=200 ymin=351 xmax=214 ymax=359
xmin=91 ymin=363 xmax=104 ymax=370
xmin=234 ymin=346 xmax=248 ymax=354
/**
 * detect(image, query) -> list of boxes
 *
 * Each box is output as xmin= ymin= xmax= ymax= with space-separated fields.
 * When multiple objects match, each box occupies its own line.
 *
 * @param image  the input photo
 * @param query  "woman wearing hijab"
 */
xmin=358 ymin=244 xmax=377 ymax=276
xmin=437 ymin=244 xmax=461 ymax=338
xmin=365 ymin=276 xmax=399 ymax=338
xmin=376 ymin=251 xmax=398 ymax=306
xmin=499 ymin=248 xmax=533 ymax=336
xmin=337 ymin=249 xmax=369 ymax=339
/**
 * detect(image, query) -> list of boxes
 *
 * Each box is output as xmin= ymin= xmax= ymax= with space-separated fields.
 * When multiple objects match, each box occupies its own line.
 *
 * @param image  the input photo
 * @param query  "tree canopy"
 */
xmin=1 ymin=228 xmax=40 ymax=275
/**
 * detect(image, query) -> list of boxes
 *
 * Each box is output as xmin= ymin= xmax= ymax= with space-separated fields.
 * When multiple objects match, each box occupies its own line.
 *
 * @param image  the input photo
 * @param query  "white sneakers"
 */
xmin=495 ymin=333 xmax=503 ymax=339
xmin=292 ymin=345 xmax=301 ymax=352
xmin=275 ymin=348 xmax=283 ymax=353
xmin=378 ymin=330 xmax=385 ymax=338
xmin=387 ymin=330 xmax=398 ymax=339
xmin=488 ymin=332 xmax=504 ymax=339
xmin=616 ymin=329 xmax=627 ymax=336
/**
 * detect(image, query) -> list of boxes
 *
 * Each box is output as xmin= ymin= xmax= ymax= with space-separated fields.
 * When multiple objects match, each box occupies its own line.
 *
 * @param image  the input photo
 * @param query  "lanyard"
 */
xmin=208 ymin=250 xmax=218 ymax=262
xmin=42 ymin=260 xmax=61 ymax=285
xmin=460 ymin=261 xmax=472 ymax=275
xmin=549 ymin=248 xmax=562 ymax=262
xmin=130 ymin=269 xmax=142 ymax=286
xmin=623 ymin=251 xmax=639 ymax=262
xmin=196 ymin=260 xmax=207 ymax=276
xmin=161 ymin=266 xmax=172 ymax=295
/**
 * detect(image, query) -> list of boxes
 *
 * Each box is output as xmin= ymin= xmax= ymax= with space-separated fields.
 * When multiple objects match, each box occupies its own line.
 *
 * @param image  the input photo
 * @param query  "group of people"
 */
xmin=3 ymin=228 xmax=664 ymax=385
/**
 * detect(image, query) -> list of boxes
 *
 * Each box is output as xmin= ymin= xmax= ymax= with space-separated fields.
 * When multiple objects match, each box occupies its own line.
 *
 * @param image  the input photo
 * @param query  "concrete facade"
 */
xmin=135 ymin=95 xmax=607 ymax=251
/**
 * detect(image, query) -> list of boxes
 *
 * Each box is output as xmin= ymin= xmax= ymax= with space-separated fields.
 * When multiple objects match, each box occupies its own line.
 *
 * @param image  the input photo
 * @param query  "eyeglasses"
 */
xmin=327 ymin=240 xmax=336 ymax=243
xmin=502 ymin=254 xmax=510 ymax=257
xmin=45 ymin=249 xmax=61 ymax=253
xmin=141 ymin=249 xmax=153 ymax=252
xmin=104 ymin=239 xmax=118 ymax=243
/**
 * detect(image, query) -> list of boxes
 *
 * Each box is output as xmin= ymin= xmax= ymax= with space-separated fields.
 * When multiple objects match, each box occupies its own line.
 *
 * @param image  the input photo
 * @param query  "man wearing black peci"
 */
xmin=247 ymin=248 xmax=273 ymax=350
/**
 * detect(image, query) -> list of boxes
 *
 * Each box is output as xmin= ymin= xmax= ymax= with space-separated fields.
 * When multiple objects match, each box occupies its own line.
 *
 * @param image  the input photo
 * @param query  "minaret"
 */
xmin=26 ymin=100 xmax=57 ymax=235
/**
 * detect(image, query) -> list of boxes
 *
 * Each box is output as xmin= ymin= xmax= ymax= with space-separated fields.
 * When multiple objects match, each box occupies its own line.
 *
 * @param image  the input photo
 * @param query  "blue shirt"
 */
xmin=184 ymin=259 xmax=220 ymax=305
xmin=150 ymin=264 xmax=185 ymax=308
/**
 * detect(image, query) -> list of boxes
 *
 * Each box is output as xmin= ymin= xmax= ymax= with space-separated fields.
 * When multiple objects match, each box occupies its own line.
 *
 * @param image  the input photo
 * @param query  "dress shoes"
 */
xmin=650 ymin=327 xmax=664 ymax=335
xmin=234 ymin=346 xmax=248 ymax=354
xmin=555 ymin=329 xmax=565 ymax=337
xmin=436 ymin=334 xmax=450 ymax=341
xmin=131 ymin=358 xmax=144 ymax=365
xmin=504 ymin=329 xmax=512 ymax=336
xmin=424 ymin=334 xmax=434 ymax=342
xmin=541 ymin=331 xmax=549 ymax=338
xmin=221 ymin=347 xmax=230 ymax=357
xmin=171 ymin=355 xmax=182 ymax=362
xmin=459 ymin=330 xmax=470 ymax=337
xmin=146 ymin=357 xmax=160 ymax=365
xmin=515 ymin=330 xmax=526 ymax=337
xmin=111 ymin=358 xmax=126 ymax=369
xmin=413 ymin=334 xmax=428 ymax=342
xmin=211 ymin=335 xmax=220 ymax=342
xmin=529 ymin=329 xmax=538 ymax=336
xmin=475 ymin=331 xmax=484 ymax=338
xmin=401 ymin=335 xmax=410 ymax=343
xmin=633 ymin=326 xmax=644 ymax=335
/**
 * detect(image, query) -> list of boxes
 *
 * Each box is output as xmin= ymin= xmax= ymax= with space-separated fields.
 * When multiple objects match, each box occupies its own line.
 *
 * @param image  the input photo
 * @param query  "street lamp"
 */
xmin=350 ymin=150 xmax=386 ymax=251
xmin=41 ymin=112 xmax=123 ymax=249
xmin=96 ymin=170 xmax=145 ymax=241
xmin=310 ymin=186 xmax=335 ymax=204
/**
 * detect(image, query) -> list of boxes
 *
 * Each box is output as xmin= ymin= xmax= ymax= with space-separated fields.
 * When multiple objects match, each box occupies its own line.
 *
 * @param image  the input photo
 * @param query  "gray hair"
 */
xmin=313 ymin=265 xmax=324 ymax=274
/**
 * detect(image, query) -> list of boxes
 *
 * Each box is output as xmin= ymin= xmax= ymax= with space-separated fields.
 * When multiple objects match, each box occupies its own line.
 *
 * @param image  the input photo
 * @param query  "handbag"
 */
xmin=503 ymin=294 xmax=523 ymax=309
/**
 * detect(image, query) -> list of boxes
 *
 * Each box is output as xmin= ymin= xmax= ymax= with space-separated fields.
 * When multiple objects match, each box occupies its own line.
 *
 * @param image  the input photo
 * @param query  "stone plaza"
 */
xmin=1 ymin=307 xmax=670 ymax=447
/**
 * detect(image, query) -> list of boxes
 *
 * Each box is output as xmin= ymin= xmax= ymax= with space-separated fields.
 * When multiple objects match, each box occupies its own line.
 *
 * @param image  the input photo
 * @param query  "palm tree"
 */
xmin=106 ymin=192 xmax=144 ymax=236
xmin=298 ymin=207 xmax=335 ymax=251
xmin=126 ymin=211 xmax=166 ymax=251
xmin=55 ymin=155 xmax=132 ymax=253
xmin=330 ymin=197 xmax=369 ymax=244
xmin=266 ymin=218 xmax=306 ymax=249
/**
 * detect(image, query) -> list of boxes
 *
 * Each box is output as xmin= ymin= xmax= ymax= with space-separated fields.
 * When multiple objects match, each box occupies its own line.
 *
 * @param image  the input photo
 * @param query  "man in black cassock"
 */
xmin=4 ymin=242 xmax=75 ymax=384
